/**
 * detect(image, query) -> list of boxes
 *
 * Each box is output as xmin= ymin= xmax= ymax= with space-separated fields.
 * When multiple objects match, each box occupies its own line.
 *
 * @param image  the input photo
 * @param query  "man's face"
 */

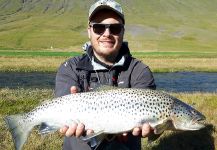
xmin=88 ymin=10 xmax=124 ymax=60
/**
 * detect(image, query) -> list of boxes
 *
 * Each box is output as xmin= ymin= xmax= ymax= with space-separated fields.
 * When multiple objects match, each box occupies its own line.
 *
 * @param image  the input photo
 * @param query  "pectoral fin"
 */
xmin=148 ymin=133 xmax=162 ymax=143
xmin=154 ymin=119 xmax=173 ymax=134
xmin=39 ymin=122 xmax=59 ymax=134
xmin=148 ymin=119 xmax=174 ymax=143
xmin=80 ymin=130 xmax=105 ymax=148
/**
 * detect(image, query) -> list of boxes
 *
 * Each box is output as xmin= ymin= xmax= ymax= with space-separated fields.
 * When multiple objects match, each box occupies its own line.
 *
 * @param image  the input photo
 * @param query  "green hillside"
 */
xmin=0 ymin=0 xmax=216 ymax=51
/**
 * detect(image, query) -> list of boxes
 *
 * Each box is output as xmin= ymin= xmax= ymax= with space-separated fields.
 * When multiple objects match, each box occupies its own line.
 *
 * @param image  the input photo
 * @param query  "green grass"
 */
xmin=0 ymin=0 xmax=216 ymax=51
xmin=0 ymin=50 xmax=81 ymax=57
xmin=1 ymin=57 xmax=217 ymax=73
xmin=0 ymin=49 xmax=217 ymax=73
xmin=132 ymin=51 xmax=217 ymax=58
xmin=0 ymin=88 xmax=216 ymax=150
xmin=0 ymin=49 xmax=217 ymax=58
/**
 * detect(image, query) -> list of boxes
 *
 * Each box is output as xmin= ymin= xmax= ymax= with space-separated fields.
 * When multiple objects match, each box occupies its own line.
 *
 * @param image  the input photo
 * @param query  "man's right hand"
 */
xmin=59 ymin=86 xmax=94 ymax=137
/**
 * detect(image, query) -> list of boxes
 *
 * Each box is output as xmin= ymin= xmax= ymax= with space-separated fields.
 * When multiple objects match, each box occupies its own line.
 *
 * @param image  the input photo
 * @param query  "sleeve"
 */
xmin=130 ymin=61 xmax=156 ymax=90
xmin=55 ymin=58 xmax=81 ymax=98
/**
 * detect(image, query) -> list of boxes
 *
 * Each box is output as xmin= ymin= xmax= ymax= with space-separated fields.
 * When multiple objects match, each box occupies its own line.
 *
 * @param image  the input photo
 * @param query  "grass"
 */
xmin=0 ymin=0 xmax=217 ymax=51
xmin=0 ymin=1 xmax=216 ymax=72
xmin=1 ymin=50 xmax=217 ymax=58
xmin=0 ymin=57 xmax=65 ymax=72
xmin=0 ymin=88 xmax=216 ymax=150
xmin=0 ymin=50 xmax=81 ymax=57
xmin=144 ymin=58 xmax=217 ymax=73
xmin=0 ymin=46 xmax=216 ymax=73
xmin=0 ymin=54 xmax=217 ymax=72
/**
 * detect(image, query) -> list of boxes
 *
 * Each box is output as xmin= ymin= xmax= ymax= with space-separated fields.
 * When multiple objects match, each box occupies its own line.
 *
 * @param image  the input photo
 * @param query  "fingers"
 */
xmin=75 ymin=123 xmax=85 ymax=137
xmin=141 ymin=123 xmax=151 ymax=137
xmin=132 ymin=124 xmax=152 ymax=137
xmin=60 ymin=123 xmax=85 ymax=137
xmin=86 ymin=129 xmax=94 ymax=135
xmin=65 ymin=123 xmax=77 ymax=137
xmin=132 ymin=127 xmax=141 ymax=136
xmin=70 ymin=86 xmax=78 ymax=94
xmin=59 ymin=125 xmax=69 ymax=134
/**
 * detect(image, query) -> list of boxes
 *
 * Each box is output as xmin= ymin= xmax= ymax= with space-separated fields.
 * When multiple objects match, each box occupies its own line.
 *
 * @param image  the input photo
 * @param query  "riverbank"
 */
xmin=0 ymin=50 xmax=217 ymax=72
xmin=1 ymin=50 xmax=216 ymax=149
xmin=0 ymin=88 xmax=216 ymax=150
xmin=1 ymin=72 xmax=217 ymax=93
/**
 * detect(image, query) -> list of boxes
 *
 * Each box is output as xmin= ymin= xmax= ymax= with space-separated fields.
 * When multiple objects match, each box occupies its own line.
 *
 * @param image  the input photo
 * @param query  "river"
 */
xmin=0 ymin=72 xmax=216 ymax=92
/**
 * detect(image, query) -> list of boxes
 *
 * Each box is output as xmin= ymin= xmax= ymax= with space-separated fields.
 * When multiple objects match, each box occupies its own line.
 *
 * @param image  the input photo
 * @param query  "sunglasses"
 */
xmin=89 ymin=23 xmax=124 ymax=35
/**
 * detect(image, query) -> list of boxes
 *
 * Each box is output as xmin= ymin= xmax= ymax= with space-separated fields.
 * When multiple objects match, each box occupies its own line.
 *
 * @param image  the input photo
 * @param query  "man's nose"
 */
xmin=103 ymin=28 xmax=111 ymax=36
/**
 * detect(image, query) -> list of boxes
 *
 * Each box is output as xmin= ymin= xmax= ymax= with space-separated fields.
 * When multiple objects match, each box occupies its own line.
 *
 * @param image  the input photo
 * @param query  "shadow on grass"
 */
xmin=151 ymin=124 xmax=215 ymax=150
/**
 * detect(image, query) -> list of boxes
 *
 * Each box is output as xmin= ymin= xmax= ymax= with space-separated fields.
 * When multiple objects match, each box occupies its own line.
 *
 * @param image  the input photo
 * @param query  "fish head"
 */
xmin=170 ymin=98 xmax=206 ymax=131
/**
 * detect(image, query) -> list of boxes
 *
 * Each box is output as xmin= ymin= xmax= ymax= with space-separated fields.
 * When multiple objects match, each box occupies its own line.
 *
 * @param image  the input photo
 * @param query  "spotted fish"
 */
xmin=4 ymin=86 xmax=205 ymax=150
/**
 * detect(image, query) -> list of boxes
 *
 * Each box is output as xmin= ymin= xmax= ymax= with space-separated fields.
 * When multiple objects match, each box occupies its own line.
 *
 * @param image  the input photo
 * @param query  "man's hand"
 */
xmin=59 ymin=86 xmax=93 ymax=137
xmin=132 ymin=123 xmax=152 ymax=137
xmin=118 ymin=124 xmax=152 ymax=142
xmin=70 ymin=86 xmax=78 ymax=94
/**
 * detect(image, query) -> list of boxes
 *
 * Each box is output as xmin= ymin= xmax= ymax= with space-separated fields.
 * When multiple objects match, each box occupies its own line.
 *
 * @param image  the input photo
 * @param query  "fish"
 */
xmin=4 ymin=86 xmax=206 ymax=150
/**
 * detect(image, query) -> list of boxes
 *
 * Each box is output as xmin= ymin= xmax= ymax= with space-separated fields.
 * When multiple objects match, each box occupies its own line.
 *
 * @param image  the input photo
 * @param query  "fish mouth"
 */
xmin=192 ymin=113 xmax=206 ymax=123
xmin=194 ymin=118 xmax=206 ymax=124
xmin=190 ymin=117 xmax=206 ymax=129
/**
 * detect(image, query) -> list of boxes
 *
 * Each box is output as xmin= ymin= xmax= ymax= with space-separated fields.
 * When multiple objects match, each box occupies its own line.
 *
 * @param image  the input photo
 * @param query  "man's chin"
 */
xmin=99 ymin=42 xmax=115 ymax=48
xmin=100 ymin=47 xmax=115 ymax=52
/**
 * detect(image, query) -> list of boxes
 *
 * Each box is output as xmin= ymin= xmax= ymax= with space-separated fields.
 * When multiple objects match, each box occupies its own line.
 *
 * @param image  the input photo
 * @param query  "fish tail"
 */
xmin=4 ymin=114 xmax=32 ymax=150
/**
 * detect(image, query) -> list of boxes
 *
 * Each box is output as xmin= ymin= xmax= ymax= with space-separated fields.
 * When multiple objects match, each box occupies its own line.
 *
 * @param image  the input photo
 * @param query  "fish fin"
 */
xmin=80 ymin=130 xmax=105 ymax=147
xmin=153 ymin=119 xmax=173 ymax=134
xmin=147 ymin=133 xmax=162 ymax=143
xmin=148 ymin=120 xmax=174 ymax=143
xmin=80 ymin=130 xmax=104 ymax=141
xmin=4 ymin=114 xmax=33 ymax=150
xmin=38 ymin=122 xmax=59 ymax=135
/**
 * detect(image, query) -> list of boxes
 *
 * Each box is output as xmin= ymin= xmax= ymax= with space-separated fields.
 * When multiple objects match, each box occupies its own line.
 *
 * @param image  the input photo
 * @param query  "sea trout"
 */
xmin=4 ymin=86 xmax=206 ymax=150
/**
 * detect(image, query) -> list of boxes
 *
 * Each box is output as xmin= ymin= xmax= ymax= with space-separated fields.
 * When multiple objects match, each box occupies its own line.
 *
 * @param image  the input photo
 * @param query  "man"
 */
xmin=55 ymin=0 xmax=156 ymax=149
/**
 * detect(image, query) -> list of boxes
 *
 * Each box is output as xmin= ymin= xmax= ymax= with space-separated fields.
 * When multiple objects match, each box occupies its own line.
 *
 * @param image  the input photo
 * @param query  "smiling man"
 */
xmin=88 ymin=10 xmax=124 ymax=66
xmin=55 ymin=0 xmax=156 ymax=149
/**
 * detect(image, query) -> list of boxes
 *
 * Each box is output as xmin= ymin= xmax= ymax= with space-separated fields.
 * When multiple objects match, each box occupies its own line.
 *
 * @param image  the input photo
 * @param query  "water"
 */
xmin=0 ymin=72 xmax=216 ymax=92
xmin=0 ymin=72 xmax=55 ymax=89
xmin=154 ymin=72 xmax=217 ymax=92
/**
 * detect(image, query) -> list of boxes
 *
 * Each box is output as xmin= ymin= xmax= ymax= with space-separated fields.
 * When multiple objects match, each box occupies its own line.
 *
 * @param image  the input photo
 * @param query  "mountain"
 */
xmin=0 ymin=0 xmax=216 ymax=51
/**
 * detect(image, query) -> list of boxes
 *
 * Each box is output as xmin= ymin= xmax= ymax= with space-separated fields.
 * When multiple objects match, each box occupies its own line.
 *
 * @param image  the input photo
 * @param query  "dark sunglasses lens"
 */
xmin=93 ymin=24 xmax=106 ymax=34
xmin=110 ymin=24 xmax=123 ymax=35
xmin=92 ymin=24 xmax=123 ymax=35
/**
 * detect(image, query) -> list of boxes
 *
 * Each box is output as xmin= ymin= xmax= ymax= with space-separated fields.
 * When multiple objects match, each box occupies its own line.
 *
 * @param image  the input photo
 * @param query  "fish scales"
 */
xmin=4 ymin=87 xmax=205 ymax=150
xmin=29 ymin=88 xmax=169 ymax=131
xmin=26 ymin=89 xmax=164 ymax=132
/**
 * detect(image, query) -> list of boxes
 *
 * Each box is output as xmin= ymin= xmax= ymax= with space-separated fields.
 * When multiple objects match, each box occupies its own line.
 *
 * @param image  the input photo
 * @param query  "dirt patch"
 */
xmin=125 ymin=24 xmax=159 ymax=37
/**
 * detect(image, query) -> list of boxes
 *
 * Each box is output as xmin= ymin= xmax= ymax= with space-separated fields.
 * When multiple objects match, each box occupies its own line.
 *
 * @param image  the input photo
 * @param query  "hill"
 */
xmin=0 ymin=0 xmax=216 ymax=51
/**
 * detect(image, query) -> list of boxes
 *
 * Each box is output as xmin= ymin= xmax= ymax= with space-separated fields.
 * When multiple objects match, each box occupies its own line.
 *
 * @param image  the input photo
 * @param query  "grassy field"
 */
xmin=0 ymin=49 xmax=217 ymax=72
xmin=0 ymin=0 xmax=216 ymax=51
xmin=0 ymin=0 xmax=216 ymax=73
xmin=0 ymin=88 xmax=216 ymax=150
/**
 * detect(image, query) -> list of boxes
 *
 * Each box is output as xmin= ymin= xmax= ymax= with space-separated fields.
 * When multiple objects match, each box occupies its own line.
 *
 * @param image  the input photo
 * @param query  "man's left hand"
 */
xmin=132 ymin=123 xmax=152 ymax=137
